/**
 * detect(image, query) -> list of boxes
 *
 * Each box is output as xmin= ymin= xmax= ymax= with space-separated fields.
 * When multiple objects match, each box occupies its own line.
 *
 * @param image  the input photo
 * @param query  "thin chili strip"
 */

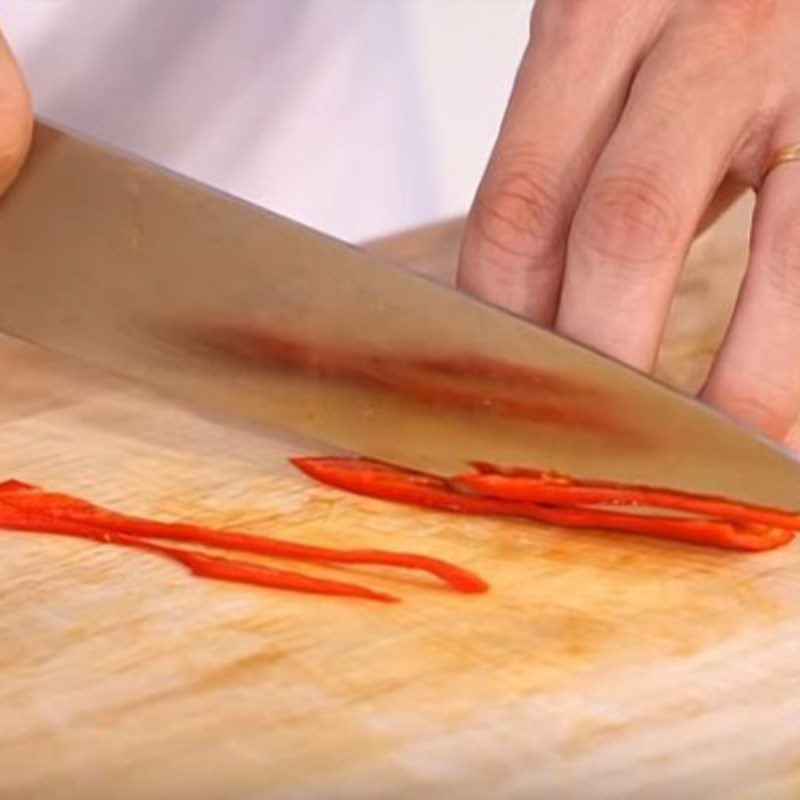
xmin=462 ymin=463 xmax=800 ymax=530
xmin=292 ymin=456 xmax=794 ymax=552
xmin=0 ymin=479 xmax=487 ymax=595
xmin=0 ymin=500 xmax=397 ymax=602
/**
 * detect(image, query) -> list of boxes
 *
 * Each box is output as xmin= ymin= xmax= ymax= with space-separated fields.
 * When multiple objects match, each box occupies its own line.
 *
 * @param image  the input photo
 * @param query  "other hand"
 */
xmin=458 ymin=0 xmax=800 ymax=445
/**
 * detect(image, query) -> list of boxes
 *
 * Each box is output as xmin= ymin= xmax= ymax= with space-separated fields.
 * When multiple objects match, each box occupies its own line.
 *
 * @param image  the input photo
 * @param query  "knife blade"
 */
xmin=0 ymin=121 xmax=797 ymax=505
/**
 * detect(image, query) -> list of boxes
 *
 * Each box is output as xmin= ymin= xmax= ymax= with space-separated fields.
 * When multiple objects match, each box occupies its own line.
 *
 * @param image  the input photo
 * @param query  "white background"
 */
xmin=1 ymin=0 xmax=531 ymax=241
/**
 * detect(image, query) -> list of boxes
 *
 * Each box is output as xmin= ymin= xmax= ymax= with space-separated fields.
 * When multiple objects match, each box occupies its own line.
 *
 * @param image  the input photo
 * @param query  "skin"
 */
xmin=459 ymin=0 xmax=800 ymax=446
xmin=0 ymin=31 xmax=31 ymax=196
xmin=1 ymin=10 xmax=798 ymax=443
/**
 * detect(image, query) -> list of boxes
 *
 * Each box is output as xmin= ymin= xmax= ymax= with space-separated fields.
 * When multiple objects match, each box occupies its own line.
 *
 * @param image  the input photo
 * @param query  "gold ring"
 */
xmin=765 ymin=144 xmax=800 ymax=179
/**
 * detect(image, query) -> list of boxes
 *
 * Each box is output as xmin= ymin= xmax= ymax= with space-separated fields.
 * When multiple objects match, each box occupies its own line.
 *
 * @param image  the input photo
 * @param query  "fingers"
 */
xmin=555 ymin=37 xmax=759 ymax=371
xmin=457 ymin=2 xmax=659 ymax=324
xmin=701 ymin=121 xmax=800 ymax=440
xmin=0 ymin=30 xmax=32 ymax=195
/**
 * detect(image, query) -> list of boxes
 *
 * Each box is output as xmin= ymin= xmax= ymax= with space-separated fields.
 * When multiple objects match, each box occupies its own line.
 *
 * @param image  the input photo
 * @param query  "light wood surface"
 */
xmin=4 ymin=197 xmax=800 ymax=800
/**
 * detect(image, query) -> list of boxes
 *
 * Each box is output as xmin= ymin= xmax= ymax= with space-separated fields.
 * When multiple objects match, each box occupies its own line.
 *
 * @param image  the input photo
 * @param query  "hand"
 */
xmin=0 ymin=30 xmax=31 ymax=195
xmin=458 ymin=0 xmax=800 ymax=445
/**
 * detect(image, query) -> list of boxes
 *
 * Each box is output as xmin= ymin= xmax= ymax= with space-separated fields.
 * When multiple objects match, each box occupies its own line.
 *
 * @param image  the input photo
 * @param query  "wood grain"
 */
xmin=4 ymin=196 xmax=800 ymax=800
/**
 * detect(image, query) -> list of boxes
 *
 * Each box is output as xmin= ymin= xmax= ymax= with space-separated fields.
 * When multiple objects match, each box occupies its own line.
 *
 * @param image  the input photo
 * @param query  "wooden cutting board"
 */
xmin=3 ymin=197 xmax=800 ymax=800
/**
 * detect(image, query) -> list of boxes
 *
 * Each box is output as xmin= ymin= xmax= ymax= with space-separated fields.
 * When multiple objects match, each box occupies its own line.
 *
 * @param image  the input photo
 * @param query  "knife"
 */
xmin=0 ymin=121 xmax=797 ymax=505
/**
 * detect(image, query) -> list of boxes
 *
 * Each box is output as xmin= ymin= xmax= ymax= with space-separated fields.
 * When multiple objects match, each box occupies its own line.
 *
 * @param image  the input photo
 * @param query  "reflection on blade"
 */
xmin=0 ymin=122 xmax=798 ymax=507
xmin=162 ymin=320 xmax=643 ymax=445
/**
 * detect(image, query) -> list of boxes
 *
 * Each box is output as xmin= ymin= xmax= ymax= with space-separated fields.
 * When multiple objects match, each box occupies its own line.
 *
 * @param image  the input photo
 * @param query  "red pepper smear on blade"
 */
xmin=291 ymin=457 xmax=795 ymax=552
xmin=174 ymin=323 xmax=636 ymax=441
xmin=0 ymin=479 xmax=488 ymax=600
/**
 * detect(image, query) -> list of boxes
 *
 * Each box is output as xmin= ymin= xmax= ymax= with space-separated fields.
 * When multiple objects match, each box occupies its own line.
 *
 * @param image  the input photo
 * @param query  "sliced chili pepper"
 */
xmin=463 ymin=463 xmax=800 ymax=530
xmin=0 ymin=501 xmax=397 ymax=602
xmin=292 ymin=456 xmax=793 ymax=552
xmin=0 ymin=479 xmax=487 ymax=594
xmin=0 ymin=479 xmax=33 ymax=493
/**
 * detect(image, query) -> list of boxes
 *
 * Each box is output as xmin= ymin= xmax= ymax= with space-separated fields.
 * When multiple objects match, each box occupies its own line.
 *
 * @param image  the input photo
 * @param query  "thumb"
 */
xmin=0 ymin=29 xmax=32 ymax=196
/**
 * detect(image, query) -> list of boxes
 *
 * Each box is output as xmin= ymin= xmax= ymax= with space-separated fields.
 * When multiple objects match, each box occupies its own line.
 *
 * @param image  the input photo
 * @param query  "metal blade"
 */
xmin=0 ymin=121 xmax=798 ymax=505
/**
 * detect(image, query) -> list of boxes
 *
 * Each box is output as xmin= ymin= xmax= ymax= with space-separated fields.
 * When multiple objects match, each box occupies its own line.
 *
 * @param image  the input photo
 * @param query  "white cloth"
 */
xmin=1 ymin=0 xmax=439 ymax=241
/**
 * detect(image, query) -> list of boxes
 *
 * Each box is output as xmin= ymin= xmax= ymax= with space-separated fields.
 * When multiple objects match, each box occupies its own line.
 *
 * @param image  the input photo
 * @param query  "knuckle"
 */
xmin=723 ymin=386 xmax=785 ymax=436
xmin=710 ymin=361 xmax=799 ymax=438
xmin=573 ymin=167 xmax=684 ymax=267
xmin=472 ymin=157 xmax=568 ymax=268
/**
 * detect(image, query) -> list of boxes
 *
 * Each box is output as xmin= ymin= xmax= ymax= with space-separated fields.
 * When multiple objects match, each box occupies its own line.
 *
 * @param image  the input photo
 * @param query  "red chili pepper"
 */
xmin=0 ymin=478 xmax=487 ymax=597
xmin=460 ymin=463 xmax=800 ymax=530
xmin=0 ymin=500 xmax=398 ymax=602
xmin=292 ymin=457 xmax=794 ymax=552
